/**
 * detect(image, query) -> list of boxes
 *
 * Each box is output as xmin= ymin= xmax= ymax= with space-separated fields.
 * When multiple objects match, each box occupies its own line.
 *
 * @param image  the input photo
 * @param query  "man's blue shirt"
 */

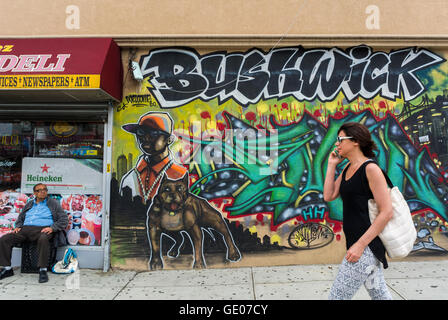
xmin=23 ymin=198 xmax=54 ymax=227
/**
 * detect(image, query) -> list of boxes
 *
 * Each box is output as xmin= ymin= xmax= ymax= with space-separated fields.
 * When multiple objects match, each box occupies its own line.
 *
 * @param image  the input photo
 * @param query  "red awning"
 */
xmin=0 ymin=38 xmax=122 ymax=102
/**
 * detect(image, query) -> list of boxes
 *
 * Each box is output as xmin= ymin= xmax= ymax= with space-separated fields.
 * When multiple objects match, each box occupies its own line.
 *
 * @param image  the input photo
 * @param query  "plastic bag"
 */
xmin=52 ymin=248 xmax=78 ymax=274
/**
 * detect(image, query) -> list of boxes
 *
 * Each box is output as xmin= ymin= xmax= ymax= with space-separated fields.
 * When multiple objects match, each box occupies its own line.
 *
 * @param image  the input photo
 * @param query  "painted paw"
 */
xmin=227 ymin=250 xmax=241 ymax=262
xmin=150 ymin=259 xmax=163 ymax=270
xmin=167 ymin=250 xmax=178 ymax=258
xmin=192 ymin=261 xmax=206 ymax=269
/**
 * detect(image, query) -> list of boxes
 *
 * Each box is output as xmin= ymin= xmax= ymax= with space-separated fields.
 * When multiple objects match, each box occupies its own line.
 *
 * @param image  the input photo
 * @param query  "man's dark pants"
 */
xmin=0 ymin=226 xmax=54 ymax=268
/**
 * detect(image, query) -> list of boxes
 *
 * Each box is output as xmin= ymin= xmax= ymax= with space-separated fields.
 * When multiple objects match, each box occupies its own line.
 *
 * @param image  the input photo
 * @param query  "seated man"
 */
xmin=0 ymin=183 xmax=68 ymax=283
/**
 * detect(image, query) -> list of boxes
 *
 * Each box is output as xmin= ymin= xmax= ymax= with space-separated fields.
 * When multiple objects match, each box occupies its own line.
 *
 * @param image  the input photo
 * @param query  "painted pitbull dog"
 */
xmin=147 ymin=173 xmax=241 ymax=270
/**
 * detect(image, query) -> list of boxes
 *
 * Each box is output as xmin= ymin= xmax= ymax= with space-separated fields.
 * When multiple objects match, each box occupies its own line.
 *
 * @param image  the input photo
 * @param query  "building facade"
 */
xmin=0 ymin=0 xmax=447 ymax=271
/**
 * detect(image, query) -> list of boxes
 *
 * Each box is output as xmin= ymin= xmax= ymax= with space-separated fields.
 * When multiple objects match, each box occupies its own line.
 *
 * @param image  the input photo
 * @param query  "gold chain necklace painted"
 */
xmin=135 ymin=159 xmax=173 ymax=201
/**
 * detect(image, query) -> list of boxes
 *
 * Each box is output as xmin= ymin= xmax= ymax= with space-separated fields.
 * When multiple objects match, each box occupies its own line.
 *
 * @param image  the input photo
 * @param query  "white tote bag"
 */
xmin=367 ymin=169 xmax=417 ymax=259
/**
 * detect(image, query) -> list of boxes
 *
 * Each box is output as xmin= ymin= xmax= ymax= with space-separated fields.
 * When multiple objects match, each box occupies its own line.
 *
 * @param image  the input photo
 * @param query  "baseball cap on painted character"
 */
xmin=122 ymin=112 xmax=173 ymax=136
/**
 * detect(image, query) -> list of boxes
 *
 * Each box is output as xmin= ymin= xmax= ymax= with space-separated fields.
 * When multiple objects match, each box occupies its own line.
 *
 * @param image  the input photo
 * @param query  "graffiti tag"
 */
xmin=140 ymin=46 xmax=444 ymax=108
xmin=288 ymin=222 xmax=334 ymax=249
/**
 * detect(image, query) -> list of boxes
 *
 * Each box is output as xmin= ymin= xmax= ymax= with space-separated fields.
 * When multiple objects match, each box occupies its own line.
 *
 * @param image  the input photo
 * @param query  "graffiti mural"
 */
xmin=111 ymin=45 xmax=448 ymax=270
xmin=118 ymin=111 xmax=240 ymax=269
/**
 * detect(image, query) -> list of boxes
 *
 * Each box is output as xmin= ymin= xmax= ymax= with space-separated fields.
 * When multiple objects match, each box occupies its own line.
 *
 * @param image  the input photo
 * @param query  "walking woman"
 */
xmin=323 ymin=122 xmax=393 ymax=300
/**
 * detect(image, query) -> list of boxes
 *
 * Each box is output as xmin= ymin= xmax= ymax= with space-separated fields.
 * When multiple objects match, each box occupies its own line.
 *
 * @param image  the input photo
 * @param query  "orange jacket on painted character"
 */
xmin=119 ymin=155 xmax=187 ymax=203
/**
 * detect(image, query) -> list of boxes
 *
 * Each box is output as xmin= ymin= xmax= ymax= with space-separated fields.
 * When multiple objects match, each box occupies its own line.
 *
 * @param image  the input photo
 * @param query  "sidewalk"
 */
xmin=0 ymin=259 xmax=447 ymax=300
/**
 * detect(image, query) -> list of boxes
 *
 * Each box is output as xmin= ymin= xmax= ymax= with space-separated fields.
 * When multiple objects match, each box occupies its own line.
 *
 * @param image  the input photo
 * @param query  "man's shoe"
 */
xmin=0 ymin=268 xmax=14 ymax=280
xmin=38 ymin=270 xmax=48 ymax=283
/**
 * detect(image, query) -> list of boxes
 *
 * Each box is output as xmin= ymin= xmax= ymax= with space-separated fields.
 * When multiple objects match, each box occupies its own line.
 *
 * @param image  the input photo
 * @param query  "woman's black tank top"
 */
xmin=339 ymin=160 xmax=388 ymax=269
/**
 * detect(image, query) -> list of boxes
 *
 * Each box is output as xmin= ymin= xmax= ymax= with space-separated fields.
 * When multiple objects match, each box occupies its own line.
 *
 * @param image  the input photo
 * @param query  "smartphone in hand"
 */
xmin=334 ymin=150 xmax=342 ymax=159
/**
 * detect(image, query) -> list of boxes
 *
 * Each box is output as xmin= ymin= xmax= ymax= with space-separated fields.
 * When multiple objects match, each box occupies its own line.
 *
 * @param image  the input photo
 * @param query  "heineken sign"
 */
xmin=21 ymin=157 xmax=103 ymax=194
xmin=26 ymin=174 xmax=63 ymax=183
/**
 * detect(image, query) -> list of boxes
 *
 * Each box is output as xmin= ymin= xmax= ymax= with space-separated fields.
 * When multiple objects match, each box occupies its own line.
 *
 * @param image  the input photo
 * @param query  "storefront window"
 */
xmin=0 ymin=120 xmax=104 ymax=246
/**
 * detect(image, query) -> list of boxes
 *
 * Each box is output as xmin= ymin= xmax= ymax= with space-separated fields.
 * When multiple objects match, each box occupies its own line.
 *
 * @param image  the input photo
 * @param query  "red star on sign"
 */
xmin=41 ymin=164 xmax=50 ymax=173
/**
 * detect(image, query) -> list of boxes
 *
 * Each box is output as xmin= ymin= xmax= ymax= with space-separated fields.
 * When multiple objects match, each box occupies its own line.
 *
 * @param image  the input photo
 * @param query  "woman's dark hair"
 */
xmin=338 ymin=122 xmax=377 ymax=158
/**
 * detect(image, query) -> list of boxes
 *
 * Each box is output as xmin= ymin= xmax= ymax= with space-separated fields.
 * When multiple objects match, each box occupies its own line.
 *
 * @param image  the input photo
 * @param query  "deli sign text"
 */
xmin=0 ymin=43 xmax=98 ymax=89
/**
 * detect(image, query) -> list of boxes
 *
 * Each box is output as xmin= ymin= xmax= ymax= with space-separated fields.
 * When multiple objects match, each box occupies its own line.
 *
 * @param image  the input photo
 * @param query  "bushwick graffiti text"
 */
xmin=139 ymin=45 xmax=444 ymax=108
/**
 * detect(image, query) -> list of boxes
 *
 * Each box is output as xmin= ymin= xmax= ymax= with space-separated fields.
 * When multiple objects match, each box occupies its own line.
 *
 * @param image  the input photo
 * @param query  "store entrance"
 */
xmin=0 ymin=119 xmax=107 ymax=267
